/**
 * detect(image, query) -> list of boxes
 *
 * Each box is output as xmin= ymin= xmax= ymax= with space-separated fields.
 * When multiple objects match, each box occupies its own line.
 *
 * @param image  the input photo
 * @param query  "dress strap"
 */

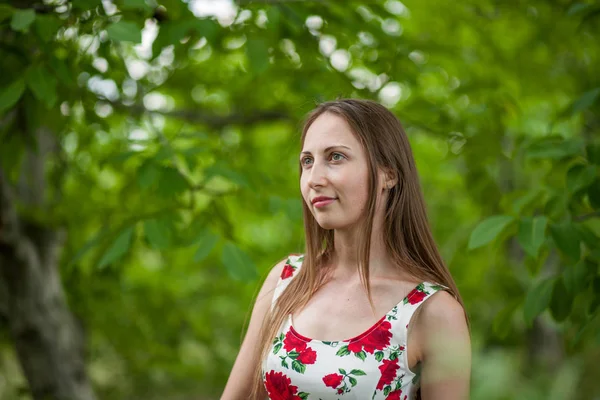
xmin=270 ymin=254 xmax=304 ymax=311
xmin=392 ymin=282 xmax=448 ymax=344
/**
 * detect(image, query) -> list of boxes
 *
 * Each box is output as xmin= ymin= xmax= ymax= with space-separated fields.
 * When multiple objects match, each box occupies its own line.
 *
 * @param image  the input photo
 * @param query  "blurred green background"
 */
xmin=0 ymin=0 xmax=599 ymax=399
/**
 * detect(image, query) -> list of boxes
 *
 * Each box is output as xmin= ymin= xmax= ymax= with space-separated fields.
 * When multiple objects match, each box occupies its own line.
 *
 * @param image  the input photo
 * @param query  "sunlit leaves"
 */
xmin=0 ymin=79 xmax=25 ymax=113
xmin=550 ymin=222 xmax=581 ymax=262
xmin=566 ymin=164 xmax=597 ymax=194
xmin=526 ymin=137 xmax=583 ymax=160
xmin=517 ymin=217 xmax=547 ymax=259
xmin=25 ymin=65 xmax=57 ymax=109
xmin=246 ymin=37 xmax=270 ymax=74
xmin=98 ymin=227 xmax=134 ymax=269
xmin=524 ymin=277 xmax=555 ymax=326
xmin=468 ymin=215 xmax=514 ymax=250
xmin=144 ymin=219 xmax=171 ymax=249
xmin=193 ymin=230 xmax=219 ymax=262
xmin=107 ymin=21 xmax=142 ymax=43
xmin=10 ymin=9 xmax=35 ymax=32
xmin=221 ymin=241 xmax=258 ymax=281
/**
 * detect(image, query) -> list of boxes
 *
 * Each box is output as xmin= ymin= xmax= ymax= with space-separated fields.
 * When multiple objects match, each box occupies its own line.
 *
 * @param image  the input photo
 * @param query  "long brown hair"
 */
xmin=250 ymin=99 xmax=468 ymax=398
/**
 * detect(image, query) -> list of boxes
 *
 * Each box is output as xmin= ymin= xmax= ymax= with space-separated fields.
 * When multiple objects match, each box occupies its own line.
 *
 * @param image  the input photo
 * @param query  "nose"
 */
xmin=306 ymin=160 xmax=327 ymax=189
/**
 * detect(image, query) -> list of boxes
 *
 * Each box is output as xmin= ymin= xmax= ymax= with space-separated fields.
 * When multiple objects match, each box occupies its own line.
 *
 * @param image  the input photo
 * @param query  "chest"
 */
xmin=291 ymin=280 xmax=416 ymax=342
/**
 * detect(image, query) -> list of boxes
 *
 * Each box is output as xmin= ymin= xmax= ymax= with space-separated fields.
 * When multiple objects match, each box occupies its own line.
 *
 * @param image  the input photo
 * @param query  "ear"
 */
xmin=378 ymin=167 xmax=398 ymax=190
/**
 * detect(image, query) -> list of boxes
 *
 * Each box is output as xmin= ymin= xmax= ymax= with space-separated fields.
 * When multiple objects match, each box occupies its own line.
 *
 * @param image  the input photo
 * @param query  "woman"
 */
xmin=221 ymin=99 xmax=471 ymax=400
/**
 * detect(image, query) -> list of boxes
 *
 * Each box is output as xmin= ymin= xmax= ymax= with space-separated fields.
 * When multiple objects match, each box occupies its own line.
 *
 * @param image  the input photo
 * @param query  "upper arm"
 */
xmin=415 ymin=291 xmax=471 ymax=400
xmin=220 ymin=258 xmax=288 ymax=400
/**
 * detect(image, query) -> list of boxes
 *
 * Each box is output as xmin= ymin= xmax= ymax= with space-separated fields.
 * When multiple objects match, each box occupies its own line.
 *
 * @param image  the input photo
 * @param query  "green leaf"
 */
xmin=0 ymin=5 xmax=15 ymax=22
xmin=524 ymin=277 xmax=555 ymax=326
xmin=544 ymin=192 xmax=568 ymax=219
xmin=566 ymin=164 xmax=597 ymax=193
xmin=157 ymin=166 xmax=189 ymax=196
xmin=123 ymin=0 xmax=151 ymax=9
xmin=563 ymin=260 xmax=590 ymax=296
xmin=221 ymin=241 xmax=258 ymax=281
xmin=10 ymin=9 xmax=36 ymax=32
xmin=384 ymin=386 xmax=392 ymax=396
xmin=273 ymin=343 xmax=282 ymax=354
xmin=193 ymin=231 xmax=218 ymax=262
xmin=49 ymin=57 xmax=73 ymax=87
xmin=348 ymin=376 xmax=357 ymax=386
xmin=335 ymin=345 xmax=350 ymax=357
xmin=287 ymin=350 xmax=299 ymax=359
xmin=571 ymin=88 xmax=600 ymax=115
xmin=25 ymin=65 xmax=58 ymax=109
xmin=350 ymin=369 xmax=366 ymax=376
xmin=550 ymin=277 xmax=573 ymax=322
xmin=550 ymin=222 xmax=581 ymax=261
xmin=291 ymin=360 xmax=305 ymax=374
xmin=143 ymin=219 xmax=170 ymax=249
xmin=34 ymin=14 xmax=61 ymax=42
xmin=67 ymin=227 xmax=109 ymax=268
xmin=106 ymin=20 xmax=142 ymax=43
xmin=588 ymin=143 xmax=600 ymax=165
xmin=517 ymin=216 xmax=547 ymax=258
xmin=98 ymin=227 xmax=134 ymax=269
xmin=204 ymin=163 xmax=249 ymax=187
xmin=246 ymin=37 xmax=270 ymax=74
xmin=375 ymin=351 xmax=384 ymax=361
xmin=492 ymin=299 xmax=520 ymax=339
xmin=588 ymin=179 xmax=600 ymax=209
xmin=526 ymin=137 xmax=583 ymax=160
xmin=338 ymin=368 xmax=347 ymax=375
xmin=567 ymin=3 xmax=593 ymax=16
xmin=354 ymin=350 xmax=367 ymax=361
xmin=0 ymin=79 xmax=25 ymax=113
xmin=468 ymin=215 xmax=514 ymax=250
xmin=298 ymin=393 xmax=309 ymax=400
xmin=137 ymin=161 xmax=160 ymax=190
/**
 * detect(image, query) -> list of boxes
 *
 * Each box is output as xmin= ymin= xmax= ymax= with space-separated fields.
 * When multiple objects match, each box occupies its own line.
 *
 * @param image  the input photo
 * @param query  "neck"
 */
xmin=331 ymin=213 xmax=392 ymax=280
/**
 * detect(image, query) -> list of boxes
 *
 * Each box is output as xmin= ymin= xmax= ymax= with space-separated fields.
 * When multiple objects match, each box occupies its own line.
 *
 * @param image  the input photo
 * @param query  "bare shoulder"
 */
xmin=419 ymin=290 xmax=468 ymax=331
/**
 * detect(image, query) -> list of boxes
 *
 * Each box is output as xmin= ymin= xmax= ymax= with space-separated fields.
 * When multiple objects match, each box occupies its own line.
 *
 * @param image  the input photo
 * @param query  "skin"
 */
xmin=221 ymin=112 xmax=471 ymax=399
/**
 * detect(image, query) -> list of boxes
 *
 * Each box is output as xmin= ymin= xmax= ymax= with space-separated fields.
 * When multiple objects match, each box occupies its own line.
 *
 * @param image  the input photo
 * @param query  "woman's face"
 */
xmin=300 ymin=112 xmax=385 ymax=231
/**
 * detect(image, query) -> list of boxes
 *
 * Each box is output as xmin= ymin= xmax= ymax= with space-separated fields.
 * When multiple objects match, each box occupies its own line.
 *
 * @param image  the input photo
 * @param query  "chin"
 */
xmin=314 ymin=217 xmax=349 ymax=231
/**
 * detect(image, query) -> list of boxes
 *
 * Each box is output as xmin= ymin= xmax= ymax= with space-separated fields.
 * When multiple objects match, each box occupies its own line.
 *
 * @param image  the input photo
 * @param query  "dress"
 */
xmin=262 ymin=255 xmax=447 ymax=400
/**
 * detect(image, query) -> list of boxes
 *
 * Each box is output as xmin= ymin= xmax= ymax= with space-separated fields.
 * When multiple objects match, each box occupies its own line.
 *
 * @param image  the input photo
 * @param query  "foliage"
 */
xmin=1 ymin=0 xmax=599 ymax=399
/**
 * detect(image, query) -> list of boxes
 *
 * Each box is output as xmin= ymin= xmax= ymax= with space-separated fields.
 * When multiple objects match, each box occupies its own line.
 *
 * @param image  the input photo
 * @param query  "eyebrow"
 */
xmin=300 ymin=145 xmax=351 ymax=155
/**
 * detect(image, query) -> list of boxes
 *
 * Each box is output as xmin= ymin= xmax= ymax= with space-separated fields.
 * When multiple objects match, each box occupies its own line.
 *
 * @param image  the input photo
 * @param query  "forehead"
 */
xmin=302 ymin=112 xmax=361 ymax=151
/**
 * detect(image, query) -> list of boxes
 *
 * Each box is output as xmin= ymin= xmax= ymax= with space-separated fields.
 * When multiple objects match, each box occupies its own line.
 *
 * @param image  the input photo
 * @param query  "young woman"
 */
xmin=221 ymin=99 xmax=471 ymax=400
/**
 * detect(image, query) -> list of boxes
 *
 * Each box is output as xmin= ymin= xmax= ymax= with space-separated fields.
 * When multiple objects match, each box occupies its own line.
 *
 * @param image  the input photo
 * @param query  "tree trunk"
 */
xmin=0 ymin=128 xmax=96 ymax=400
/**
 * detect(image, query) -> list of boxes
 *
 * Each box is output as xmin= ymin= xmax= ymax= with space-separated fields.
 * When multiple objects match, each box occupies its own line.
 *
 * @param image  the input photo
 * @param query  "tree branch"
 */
xmin=0 ymin=168 xmax=22 ymax=248
xmin=107 ymin=101 xmax=294 ymax=128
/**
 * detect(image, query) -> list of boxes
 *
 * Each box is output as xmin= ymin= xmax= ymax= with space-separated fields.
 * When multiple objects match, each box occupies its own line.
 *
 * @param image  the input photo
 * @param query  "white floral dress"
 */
xmin=262 ymin=255 xmax=447 ymax=400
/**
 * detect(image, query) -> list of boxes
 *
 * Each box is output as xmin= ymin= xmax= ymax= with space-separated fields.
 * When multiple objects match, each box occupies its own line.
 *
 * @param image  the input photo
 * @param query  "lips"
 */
xmin=311 ymin=196 xmax=337 ymax=208
xmin=311 ymin=196 xmax=336 ymax=205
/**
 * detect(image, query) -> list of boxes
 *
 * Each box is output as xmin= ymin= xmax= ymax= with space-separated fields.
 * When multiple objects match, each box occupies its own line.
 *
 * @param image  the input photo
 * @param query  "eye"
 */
xmin=301 ymin=156 xmax=313 ymax=166
xmin=330 ymin=152 xmax=345 ymax=162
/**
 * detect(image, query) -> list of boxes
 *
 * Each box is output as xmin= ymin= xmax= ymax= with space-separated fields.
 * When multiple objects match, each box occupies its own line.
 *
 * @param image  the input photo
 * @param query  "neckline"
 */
xmin=288 ymin=281 xmax=427 ymax=344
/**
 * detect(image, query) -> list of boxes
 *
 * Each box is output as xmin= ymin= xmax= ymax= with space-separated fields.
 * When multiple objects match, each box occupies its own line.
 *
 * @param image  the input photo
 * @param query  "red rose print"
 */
xmin=297 ymin=347 xmax=317 ymax=364
xmin=264 ymin=370 xmax=302 ymax=400
xmin=337 ymin=388 xmax=344 ymax=394
xmin=347 ymin=340 xmax=363 ymax=353
xmin=322 ymin=373 xmax=344 ymax=388
xmin=365 ymin=321 xmax=392 ymax=352
xmin=347 ymin=320 xmax=392 ymax=354
xmin=283 ymin=330 xmax=308 ymax=352
xmin=386 ymin=389 xmax=403 ymax=400
xmin=407 ymin=288 xmax=427 ymax=304
xmin=376 ymin=358 xmax=400 ymax=390
xmin=281 ymin=264 xmax=295 ymax=279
